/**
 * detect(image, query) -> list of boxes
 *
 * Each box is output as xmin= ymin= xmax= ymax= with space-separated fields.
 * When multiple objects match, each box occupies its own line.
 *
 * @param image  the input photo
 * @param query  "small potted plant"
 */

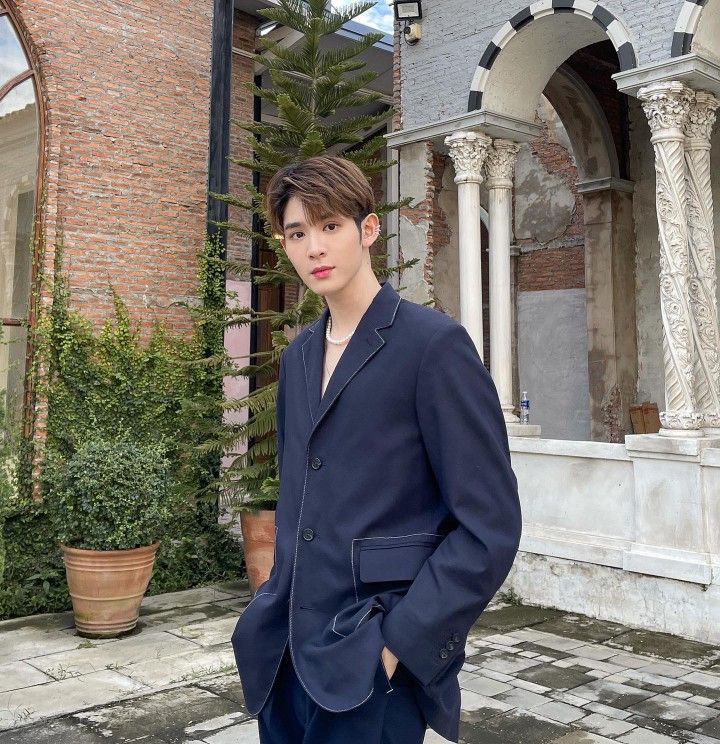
xmin=44 ymin=437 xmax=173 ymax=638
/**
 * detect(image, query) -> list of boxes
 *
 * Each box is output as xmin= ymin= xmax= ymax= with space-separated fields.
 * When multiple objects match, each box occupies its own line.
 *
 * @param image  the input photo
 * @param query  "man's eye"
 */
xmin=325 ymin=223 xmax=338 ymax=231
xmin=290 ymin=232 xmax=303 ymax=239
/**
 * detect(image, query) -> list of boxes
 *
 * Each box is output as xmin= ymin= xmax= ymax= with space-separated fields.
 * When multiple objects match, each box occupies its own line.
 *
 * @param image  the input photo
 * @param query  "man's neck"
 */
xmin=324 ymin=271 xmax=382 ymax=338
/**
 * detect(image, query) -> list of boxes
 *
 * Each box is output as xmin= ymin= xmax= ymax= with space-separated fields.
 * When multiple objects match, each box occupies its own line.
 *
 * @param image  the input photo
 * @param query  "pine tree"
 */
xmin=199 ymin=0 xmax=417 ymax=512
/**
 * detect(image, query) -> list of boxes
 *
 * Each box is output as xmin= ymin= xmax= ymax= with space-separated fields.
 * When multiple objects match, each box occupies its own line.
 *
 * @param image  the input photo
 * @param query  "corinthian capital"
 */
xmin=485 ymin=139 xmax=520 ymax=185
xmin=638 ymin=81 xmax=693 ymax=137
xmin=685 ymin=90 xmax=720 ymax=144
xmin=445 ymin=130 xmax=492 ymax=184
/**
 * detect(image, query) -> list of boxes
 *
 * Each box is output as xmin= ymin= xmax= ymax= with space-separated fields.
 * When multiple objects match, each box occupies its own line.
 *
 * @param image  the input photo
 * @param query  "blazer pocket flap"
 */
xmin=359 ymin=541 xmax=439 ymax=583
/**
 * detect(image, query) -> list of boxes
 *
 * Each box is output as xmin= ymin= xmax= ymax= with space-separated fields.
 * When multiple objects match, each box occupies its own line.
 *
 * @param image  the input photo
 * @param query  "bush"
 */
xmin=44 ymin=438 xmax=174 ymax=551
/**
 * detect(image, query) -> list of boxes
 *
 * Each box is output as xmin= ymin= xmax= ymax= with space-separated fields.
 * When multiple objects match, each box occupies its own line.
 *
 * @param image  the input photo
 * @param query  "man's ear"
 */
xmin=361 ymin=213 xmax=381 ymax=249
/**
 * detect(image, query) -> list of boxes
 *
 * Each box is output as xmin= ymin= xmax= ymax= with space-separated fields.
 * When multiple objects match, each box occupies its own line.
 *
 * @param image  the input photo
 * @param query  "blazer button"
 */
xmin=439 ymin=648 xmax=449 ymax=659
xmin=302 ymin=528 xmax=315 ymax=541
xmin=446 ymin=641 xmax=455 ymax=650
xmin=310 ymin=456 xmax=322 ymax=470
xmin=452 ymin=633 xmax=461 ymax=643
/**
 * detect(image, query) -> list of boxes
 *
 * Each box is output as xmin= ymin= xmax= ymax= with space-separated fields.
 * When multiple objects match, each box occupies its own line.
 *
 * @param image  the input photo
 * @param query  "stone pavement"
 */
xmin=1 ymin=582 xmax=720 ymax=743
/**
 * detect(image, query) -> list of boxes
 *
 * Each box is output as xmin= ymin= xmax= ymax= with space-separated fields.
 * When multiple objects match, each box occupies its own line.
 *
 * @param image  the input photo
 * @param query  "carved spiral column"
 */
xmin=445 ymin=130 xmax=492 ymax=358
xmin=684 ymin=90 xmax=720 ymax=434
xmin=637 ymin=81 xmax=701 ymax=436
xmin=485 ymin=139 xmax=520 ymax=422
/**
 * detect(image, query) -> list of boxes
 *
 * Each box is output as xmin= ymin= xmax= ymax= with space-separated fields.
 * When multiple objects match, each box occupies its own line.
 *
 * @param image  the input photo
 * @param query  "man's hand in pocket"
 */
xmin=381 ymin=646 xmax=399 ymax=679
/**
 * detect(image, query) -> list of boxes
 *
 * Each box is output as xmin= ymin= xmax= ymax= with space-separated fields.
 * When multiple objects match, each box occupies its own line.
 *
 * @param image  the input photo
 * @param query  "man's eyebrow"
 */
xmin=283 ymin=221 xmax=304 ymax=231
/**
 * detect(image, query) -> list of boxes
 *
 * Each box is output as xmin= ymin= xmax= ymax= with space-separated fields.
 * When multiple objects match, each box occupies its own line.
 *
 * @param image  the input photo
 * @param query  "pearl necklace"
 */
xmin=325 ymin=316 xmax=354 ymax=345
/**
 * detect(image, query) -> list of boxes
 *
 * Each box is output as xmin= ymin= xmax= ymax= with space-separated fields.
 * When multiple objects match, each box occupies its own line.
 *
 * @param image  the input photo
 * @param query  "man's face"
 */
xmin=280 ymin=195 xmax=379 ymax=295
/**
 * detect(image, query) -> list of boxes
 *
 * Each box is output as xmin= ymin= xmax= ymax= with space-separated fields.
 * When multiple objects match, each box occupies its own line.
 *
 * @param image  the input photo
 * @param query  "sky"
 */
xmin=334 ymin=0 xmax=394 ymax=35
xmin=0 ymin=16 xmax=34 ymax=118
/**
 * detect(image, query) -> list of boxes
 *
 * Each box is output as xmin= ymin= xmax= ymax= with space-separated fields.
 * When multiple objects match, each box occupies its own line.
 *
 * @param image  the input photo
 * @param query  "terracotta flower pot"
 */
xmin=61 ymin=542 xmax=160 ymax=638
xmin=239 ymin=509 xmax=276 ymax=593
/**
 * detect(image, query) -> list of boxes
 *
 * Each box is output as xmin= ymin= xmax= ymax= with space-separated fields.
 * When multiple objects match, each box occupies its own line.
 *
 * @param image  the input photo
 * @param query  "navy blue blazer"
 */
xmin=231 ymin=280 xmax=522 ymax=742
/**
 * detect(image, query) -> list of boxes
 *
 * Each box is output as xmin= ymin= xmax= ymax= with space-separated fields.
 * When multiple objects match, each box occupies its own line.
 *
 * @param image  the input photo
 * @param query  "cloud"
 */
xmin=355 ymin=0 xmax=393 ymax=34
xmin=0 ymin=18 xmax=29 ymax=86
xmin=0 ymin=79 xmax=35 ymax=118
xmin=334 ymin=0 xmax=394 ymax=35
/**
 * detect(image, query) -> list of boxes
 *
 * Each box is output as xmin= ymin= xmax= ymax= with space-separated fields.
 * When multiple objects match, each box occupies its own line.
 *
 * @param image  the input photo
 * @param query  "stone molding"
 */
xmin=445 ymin=130 xmax=492 ymax=184
xmin=485 ymin=139 xmax=520 ymax=188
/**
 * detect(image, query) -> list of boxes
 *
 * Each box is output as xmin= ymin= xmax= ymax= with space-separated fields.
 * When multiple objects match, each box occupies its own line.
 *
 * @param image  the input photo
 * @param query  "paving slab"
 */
xmin=0 ymin=663 xmax=53 ymax=694
xmin=617 ymin=727 xmax=678 ymax=743
xmin=0 ymin=718 xmax=108 ymax=743
xmin=476 ymin=605 xmax=564 ymax=632
xmin=532 ymin=616 xmax=629 ymax=644
xmin=553 ymin=733 xmax=616 ymax=744
xmin=568 ymin=679 xmax=657 ymax=709
xmin=167 ymin=616 xmax=239 ymax=647
xmin=606 ymin=630 xmax=720 ymax=669
xmin=459 ymin=673 xmax=512 ymax=697
xmin=515 ymin=663 xmax=597 ymax=691
xmin=117 ymin=646 xmax=236 ymax=687
xmin=0 ymin=627 xmax=107 ymax=667
xmin=202 ymin=719 xmax=260 ymax=743
xmin=140 ymin=587 xmax=240 ymax=614
xmin=135 ymin=602 xmax=239 ymax=634
xmin=0 ymin=670 xmax=145 ymax=730
xmin=463 ymin=708 xmax=571 ymax=743
xmin=580 ymin=711 xmax=636 ymax=737
xmin=459 ymin=689 xmax=513 ymax=718
xmin=195 ymin=676 xmax=247 ymax=707
xmin=73 ymin=684 xmax=247 ymax=743
xmin=697 ymin=716 xmax=720 ymax=739
xmin=628 ymin=692 xmax=717 ymax=727
xmin=2 ymin=586 xmax=720 ymax=743
xmin=26 ymin=631 xmax=200 ymax=679
xmin=532 ymin=700 xmax=586 ymax=724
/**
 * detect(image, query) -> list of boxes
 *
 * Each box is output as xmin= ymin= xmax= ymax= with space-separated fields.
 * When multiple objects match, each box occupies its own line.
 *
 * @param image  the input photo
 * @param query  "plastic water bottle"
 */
xmin=520 ymin=391 xmax=530 ymax=424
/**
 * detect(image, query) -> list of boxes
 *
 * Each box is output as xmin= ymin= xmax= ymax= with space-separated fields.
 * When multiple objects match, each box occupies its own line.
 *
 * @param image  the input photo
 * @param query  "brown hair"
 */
xmin=265 ymin=156 xmax=375 ymax=237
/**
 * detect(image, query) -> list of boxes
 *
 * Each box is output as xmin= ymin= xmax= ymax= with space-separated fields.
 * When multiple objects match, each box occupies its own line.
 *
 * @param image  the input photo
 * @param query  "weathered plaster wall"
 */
xmin=517 ymin=289 xmax=591 ymax=440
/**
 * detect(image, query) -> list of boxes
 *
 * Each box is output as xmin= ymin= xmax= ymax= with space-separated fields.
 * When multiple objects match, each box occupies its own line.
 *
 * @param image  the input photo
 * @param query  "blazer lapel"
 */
xmin=301 ymin=281 xmax=402 ymax=433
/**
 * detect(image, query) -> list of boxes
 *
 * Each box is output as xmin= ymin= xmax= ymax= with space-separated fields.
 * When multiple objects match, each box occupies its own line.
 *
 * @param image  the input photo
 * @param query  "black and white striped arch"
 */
xmin=672 ymin=0 xmax=707 ymax=57
xmin=468 ymin=0 xmax=637 ymax=112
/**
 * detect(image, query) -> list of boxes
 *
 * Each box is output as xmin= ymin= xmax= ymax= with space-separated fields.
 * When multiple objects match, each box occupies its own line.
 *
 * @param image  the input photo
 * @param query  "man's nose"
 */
xmin=306 ymin=233 xmax=326 ymax=257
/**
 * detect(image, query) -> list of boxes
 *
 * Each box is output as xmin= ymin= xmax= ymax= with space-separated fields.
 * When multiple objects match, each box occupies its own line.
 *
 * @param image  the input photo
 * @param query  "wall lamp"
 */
xmin=394 ymin=0 xmax=422 ymax=44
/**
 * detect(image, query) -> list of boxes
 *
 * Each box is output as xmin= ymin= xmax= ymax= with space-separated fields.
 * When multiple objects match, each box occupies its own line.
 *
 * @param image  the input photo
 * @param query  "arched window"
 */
xmin=0 ymin=2 xmax=39 ymax=423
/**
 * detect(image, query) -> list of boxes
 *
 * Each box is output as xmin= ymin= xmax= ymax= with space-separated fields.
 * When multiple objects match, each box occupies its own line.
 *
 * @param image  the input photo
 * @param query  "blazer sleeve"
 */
xmin=380 ymin=322 xmax=522 ymax=687
xmin=276 ymin=351 xmax=287 ymax=480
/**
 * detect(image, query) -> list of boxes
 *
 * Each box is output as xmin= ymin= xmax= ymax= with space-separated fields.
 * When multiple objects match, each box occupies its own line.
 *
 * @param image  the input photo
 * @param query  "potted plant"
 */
xmin=44 ymin=437 xmax=173 ymax=637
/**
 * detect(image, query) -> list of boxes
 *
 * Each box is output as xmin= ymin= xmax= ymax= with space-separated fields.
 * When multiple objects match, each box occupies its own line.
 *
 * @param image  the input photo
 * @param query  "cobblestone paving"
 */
xmin=1 ymin=584 xmax=719 ymax=743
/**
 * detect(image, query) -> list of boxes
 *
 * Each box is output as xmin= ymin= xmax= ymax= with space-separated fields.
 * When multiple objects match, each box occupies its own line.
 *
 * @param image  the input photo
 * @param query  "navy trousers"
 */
xmin=257 ymin=644 xmax=428 ymax=743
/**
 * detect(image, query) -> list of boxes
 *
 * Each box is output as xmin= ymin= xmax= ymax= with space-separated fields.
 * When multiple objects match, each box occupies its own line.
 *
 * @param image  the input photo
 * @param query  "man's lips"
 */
xmin=311 ymin=267 xmax=334 ymax=276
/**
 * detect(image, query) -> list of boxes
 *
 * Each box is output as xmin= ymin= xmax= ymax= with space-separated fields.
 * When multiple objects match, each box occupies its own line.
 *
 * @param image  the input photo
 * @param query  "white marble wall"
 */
xmin=506 ymin=435 xmax=720 ymax=644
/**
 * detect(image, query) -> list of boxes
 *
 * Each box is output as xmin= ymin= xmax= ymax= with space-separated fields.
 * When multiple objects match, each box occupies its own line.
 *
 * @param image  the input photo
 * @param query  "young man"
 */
xmin=231 ymin=156 xmax=522 ymax=743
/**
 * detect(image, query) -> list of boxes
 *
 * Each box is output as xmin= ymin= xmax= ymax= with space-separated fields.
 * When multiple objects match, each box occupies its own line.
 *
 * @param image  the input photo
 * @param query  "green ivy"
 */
xmin=0 ymin=232 xmax=245 ymax=620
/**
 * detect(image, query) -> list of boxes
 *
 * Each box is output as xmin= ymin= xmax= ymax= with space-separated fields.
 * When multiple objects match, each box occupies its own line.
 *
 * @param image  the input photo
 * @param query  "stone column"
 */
xmin=485 ymin=139 xmax=520 ymax=423
xmin=637 ymin=81 xmax=701 ymax=437
xmin=684 ymin=90 xmax=720 ymax=436
xmin=445 ymin=130 xmax=492 ymax=358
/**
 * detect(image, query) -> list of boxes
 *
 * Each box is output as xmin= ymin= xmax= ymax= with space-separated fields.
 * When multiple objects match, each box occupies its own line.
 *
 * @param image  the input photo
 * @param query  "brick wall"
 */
xmin=12 ymin=0 xmax=215 ymax=335
xmin=228 ymin=10 xmax=259 ymax=273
